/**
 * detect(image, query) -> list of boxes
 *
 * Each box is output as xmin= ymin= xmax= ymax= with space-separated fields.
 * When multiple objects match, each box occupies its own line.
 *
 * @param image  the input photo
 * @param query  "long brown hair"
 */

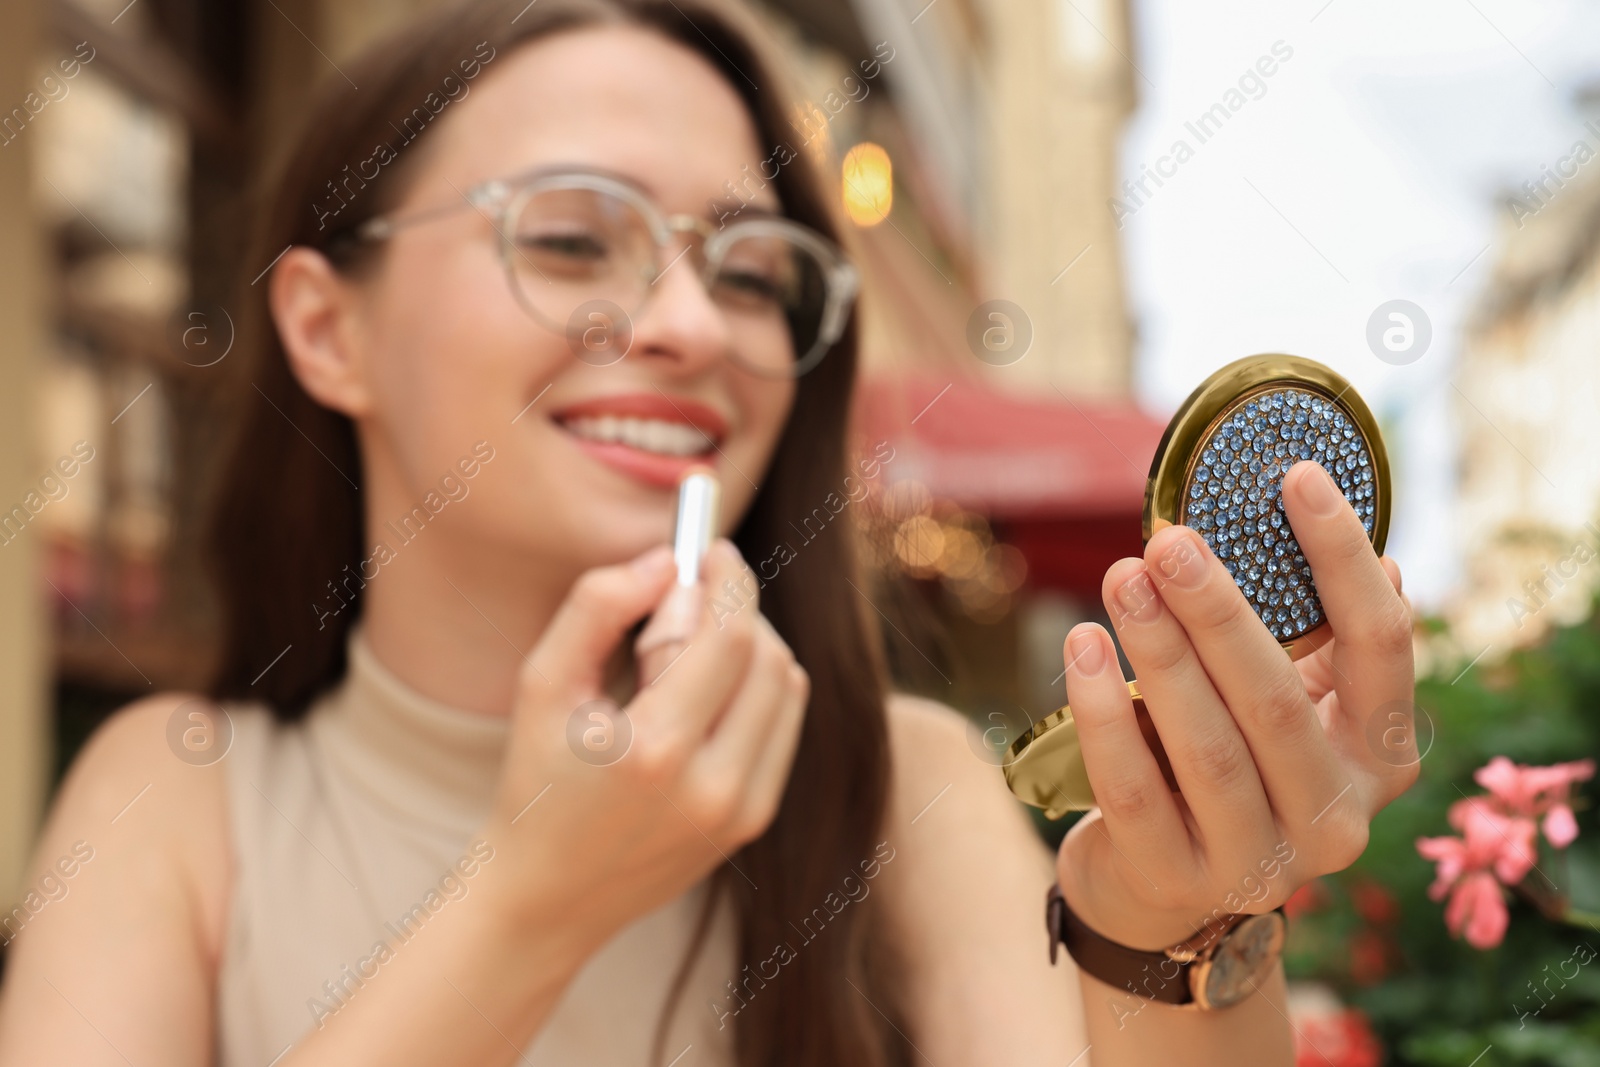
xmin=206 ymin=1 xmax=909 ymax=1063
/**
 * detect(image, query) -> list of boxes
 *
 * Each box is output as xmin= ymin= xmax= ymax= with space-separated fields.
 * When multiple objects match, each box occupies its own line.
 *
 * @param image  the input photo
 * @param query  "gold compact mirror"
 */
xmin=1003 ymin=354 xmax=1391 ymax=818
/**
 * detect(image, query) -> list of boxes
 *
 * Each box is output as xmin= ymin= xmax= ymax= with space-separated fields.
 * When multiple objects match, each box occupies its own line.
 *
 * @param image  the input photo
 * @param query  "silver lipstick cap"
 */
xmin=672 ymin=467 xmax=720 ymax=586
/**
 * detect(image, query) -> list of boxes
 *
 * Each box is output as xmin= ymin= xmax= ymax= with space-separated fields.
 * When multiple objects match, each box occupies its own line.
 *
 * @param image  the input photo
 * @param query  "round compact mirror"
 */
xmin=1003 ymin=354 xmax=1391 ymax=818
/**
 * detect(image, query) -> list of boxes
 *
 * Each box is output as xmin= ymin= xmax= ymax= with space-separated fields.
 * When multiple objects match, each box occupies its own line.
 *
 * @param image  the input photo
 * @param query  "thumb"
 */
xmin=527 ymin=546 xmax=676 ymax=700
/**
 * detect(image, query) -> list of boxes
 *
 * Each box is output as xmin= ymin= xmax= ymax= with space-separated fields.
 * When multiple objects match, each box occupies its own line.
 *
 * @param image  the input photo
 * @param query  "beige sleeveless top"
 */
xmin=216 ymin=632 xmax=738 ymax=1066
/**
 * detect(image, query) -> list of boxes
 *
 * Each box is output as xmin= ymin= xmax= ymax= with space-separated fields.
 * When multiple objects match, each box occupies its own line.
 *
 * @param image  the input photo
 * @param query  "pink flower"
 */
xmin=1473 ymin=756 xmax=1594 ymax=849
xmin=1442 ymin=870 xmax=1509 ymax=949
xmin=1415 ymin=829 xmax=1513 ymax=949
xmin=1415 ymin=756 xmax=1592 ymax=951
xmin=1450 ymin=796 xmax=1538 ymax=885
xmin=1544 ymin=804 xmax=1579 ymax=849
xmin=1416 ymin=797 xmax=1537 ymax=906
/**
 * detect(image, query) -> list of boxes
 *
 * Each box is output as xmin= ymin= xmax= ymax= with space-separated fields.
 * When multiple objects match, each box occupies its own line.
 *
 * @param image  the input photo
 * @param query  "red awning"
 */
xmin=854 ymin=375 xmax=1169 ymax=519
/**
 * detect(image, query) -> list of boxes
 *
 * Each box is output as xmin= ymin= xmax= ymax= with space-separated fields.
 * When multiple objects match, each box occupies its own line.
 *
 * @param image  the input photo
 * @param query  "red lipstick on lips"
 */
xmin=550 ymin=393 xmax=728 ymax=489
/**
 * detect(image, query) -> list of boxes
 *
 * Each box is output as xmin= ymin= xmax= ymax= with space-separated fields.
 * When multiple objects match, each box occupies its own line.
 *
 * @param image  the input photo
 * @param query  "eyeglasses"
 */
xmin=348 ymin=166 xmax=860 ymax=378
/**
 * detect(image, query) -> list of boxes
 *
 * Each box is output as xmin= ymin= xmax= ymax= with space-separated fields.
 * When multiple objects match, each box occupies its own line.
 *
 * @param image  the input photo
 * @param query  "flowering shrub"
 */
xmin=1416 ymin=758 xmax=1595 ymax=948
xmin=1268 ymin=592 xmax=1600 ymax=1065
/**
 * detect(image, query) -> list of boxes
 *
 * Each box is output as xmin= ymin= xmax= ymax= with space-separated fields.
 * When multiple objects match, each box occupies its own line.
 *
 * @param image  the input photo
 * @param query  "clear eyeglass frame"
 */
xmin=349 ymin=166 xmax=861 ymax=378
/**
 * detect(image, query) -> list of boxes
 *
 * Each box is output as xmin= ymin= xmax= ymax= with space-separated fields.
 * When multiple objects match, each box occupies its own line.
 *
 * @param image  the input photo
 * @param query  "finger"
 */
xmin=1281 ymin=462 xmax=1414 ymax=768
xmin=706 ymin=537 xmax=762 ymax=620
xmin=1062 ymin=622 xmax=1190 ymax=879
xmin=723 ymin=656 xmax=808 ymax=843
xmin=1143 ymin=525 xmax=1345 ymax=828
xmin=1102 ymin=559 xmax=1275 ymax=854
xmin=529 ymin=546 xmax=676 ymax=699
xmin=1380 ymin=555 xmax=1402 ymax=595
xmin=634 ymin=540 xmax=762 ymax=739
xmin=692 ymin=615 xmax=794 ymax=782
xmin=640 ymin=536 xmax=763 ymax=674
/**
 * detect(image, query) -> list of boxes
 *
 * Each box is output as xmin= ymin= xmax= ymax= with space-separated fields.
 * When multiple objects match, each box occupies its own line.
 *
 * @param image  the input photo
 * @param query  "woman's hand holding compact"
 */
xmin=1056 ymin=459 xmax=1418 ymax=953
xmin=474 ymin=539 xmax=808 ymax=956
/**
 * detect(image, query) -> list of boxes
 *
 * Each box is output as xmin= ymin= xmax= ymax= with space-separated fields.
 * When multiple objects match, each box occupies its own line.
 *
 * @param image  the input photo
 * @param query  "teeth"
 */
xmin=564 ymin=416 xmax=713 ymax=457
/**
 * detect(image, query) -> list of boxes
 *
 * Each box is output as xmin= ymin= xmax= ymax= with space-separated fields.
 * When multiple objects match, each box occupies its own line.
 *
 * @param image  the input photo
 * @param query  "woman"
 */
xmin=0 ymin=0 xmax=1418 ymax=1063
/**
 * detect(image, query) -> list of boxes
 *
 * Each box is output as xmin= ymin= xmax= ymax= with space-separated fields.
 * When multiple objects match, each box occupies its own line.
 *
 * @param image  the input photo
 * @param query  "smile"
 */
xmin=549 ymin=392 xmax=728 ymax=489
xmin=561 ymin=416 xmax=712 ymax=457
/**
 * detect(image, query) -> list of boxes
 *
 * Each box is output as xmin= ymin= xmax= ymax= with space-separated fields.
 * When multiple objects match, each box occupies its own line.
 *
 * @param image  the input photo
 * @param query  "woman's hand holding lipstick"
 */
xmin=474 ymin=534 xmax=808 ymax=956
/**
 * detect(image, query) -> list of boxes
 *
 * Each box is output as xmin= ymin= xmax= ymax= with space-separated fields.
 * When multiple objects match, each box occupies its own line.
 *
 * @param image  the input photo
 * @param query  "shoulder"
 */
xmin=0 ymin=693 xmax=242 ymax=1061
xmin=881 ymin=691 xmax=1036 ymax=845
xmin=874 ymin=693 xmax=1085 ymax=1059
xmin=883 ymin=694 xmax=966 ymax=758
xmin=47 ymin=691 xmax=239 ymax=958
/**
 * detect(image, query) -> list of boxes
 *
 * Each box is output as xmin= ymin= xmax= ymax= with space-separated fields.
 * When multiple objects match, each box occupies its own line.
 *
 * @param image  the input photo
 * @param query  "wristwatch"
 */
xmin=1046 ymin=884 xmax=1286 ymax=1010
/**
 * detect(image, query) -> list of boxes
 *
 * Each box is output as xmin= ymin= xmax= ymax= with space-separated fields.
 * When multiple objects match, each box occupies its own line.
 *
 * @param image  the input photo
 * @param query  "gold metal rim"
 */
xmin=1144 ymin=353 xmax=1390 ymax=557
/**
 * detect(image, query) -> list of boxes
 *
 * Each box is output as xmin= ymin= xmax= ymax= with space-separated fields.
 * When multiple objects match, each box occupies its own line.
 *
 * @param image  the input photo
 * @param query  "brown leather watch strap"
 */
xmin=1047 ymin=884 xmax=1198 ymax=1005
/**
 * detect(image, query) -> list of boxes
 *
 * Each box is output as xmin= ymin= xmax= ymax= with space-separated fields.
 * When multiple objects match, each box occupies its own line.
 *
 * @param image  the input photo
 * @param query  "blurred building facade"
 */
xmin=1449 ymin=162 xmax=1600 ymax=656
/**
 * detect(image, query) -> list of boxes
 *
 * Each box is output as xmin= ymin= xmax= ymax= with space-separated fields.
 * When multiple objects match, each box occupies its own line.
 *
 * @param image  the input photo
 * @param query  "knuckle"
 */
xmin=1397 ymin=757 xmax=1422 ymax=793
xmin=626 ymin=730 xmax=689 ymax=783
xmin=755 ymin=629 xmax=789 ymax=673
xmin=570 ymin=568 xmax=623 ymax=614
xmin=1184 ymin=727 xmax=1252 ymax=793
xmin=728 ymin=798 xmax=779 ymax=845
xmin=1096 ymin=773 xmax=1163 ymax=824
xmin=1241 ymin=669 xmax=1312 ymax=734
xmin=1359 ymin=603 xmax=1414 ymax=658
xmin=1138 ymin=633 xmax=1191 ymax=676
xmin=684 ymin=777 xmax=741 ymax=830
xmin=1318 ymin=814 xmax=1370 ymax=873
xmin=1329 ymin=525 xmax=1372 ymax=564
xmin=1196 ymin=586 xmax=1255 ymax=639
xmin=721 ymin=615 xmax=758 ymax=660
xmin=1372 ymin=755 xmax=1421 ymax=806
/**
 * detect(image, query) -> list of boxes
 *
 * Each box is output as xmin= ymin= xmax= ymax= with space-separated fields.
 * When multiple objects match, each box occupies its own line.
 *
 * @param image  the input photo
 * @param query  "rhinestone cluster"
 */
xmin=1182 ymin=387 xmax=1377 ymax=642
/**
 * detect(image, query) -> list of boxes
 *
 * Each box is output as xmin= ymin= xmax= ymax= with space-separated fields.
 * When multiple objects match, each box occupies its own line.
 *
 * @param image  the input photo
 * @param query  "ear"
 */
xmin=268 ymin=247 xmax=374 ymax=417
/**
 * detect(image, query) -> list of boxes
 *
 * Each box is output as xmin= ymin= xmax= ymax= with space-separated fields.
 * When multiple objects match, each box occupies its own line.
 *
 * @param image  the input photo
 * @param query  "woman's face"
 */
xmin=325 ymin=26 xmax=796 ymax=577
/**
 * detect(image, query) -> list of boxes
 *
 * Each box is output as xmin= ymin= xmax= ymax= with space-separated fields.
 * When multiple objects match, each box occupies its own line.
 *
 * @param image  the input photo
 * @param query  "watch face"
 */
xmin=1197 ymin=912 xmax=1286 ymax=1010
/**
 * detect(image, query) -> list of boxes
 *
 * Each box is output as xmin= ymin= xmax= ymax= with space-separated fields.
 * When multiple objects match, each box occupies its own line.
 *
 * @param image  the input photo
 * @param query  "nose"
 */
xmin=627 ymin=244 xmax=732 ymax=377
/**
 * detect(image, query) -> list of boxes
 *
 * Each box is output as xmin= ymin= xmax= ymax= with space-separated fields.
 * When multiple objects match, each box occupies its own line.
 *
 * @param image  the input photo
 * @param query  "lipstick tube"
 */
xmin=635 ymin=467 xmax=721 ymax=682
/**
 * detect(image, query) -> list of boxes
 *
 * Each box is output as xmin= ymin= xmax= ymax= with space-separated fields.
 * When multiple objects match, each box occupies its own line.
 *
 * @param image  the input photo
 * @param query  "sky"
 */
xmin=1116 ymin=0 xmax=1600 ymax=609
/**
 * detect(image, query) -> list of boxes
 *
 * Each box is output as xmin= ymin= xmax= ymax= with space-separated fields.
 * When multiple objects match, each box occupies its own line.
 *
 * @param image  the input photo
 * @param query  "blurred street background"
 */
xmin=2 ymin=0 xmax=1599 ymax=1062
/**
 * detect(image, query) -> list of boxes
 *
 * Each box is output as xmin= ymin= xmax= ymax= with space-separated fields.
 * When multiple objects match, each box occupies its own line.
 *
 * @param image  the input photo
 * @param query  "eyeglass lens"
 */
xmin=505 ymin=185 xmax=834 ymax=376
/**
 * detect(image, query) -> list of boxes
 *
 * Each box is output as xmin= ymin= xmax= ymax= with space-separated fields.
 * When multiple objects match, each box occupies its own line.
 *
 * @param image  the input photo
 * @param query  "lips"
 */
xmin=549 ymin=392 xmax=728 ymax=489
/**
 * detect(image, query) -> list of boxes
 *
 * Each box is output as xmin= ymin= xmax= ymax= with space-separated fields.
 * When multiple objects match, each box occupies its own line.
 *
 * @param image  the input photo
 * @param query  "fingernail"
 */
xmin=1300 ymin=463 xmax=1344 ymax=518
xmin=1113 ymin=570 xmax=1161 ymax=624
xmin=713 ymin=538 xmax=743 ymax=565
xmin=631 ymin=545 xmax=674 ymax=577
xmin=1155 ymin=530 xmax=1206 ymax=589
xmin=635 ymin=582 xmax=702 ymax=657
xmin=1068 ymin=628 xmax=1106 ymax=677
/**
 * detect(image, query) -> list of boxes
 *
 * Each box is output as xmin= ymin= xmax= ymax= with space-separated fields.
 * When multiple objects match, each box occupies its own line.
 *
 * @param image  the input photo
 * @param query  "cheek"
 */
xmin=363 ymin=236 xmax=567 ymax=463
xmin=720 ymin=378 xmax=795 ymax=526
